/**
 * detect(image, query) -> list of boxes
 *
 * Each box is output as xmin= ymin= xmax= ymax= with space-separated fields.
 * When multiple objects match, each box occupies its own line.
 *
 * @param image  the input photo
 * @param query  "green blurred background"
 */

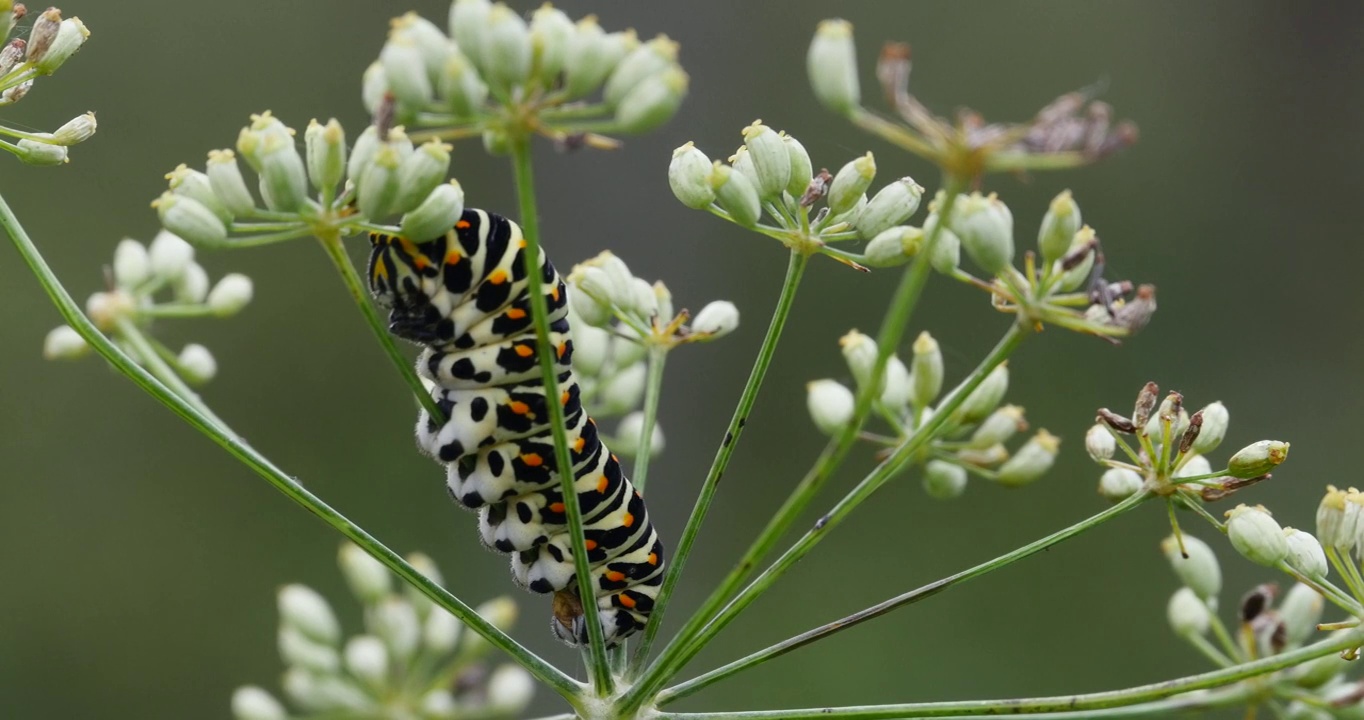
xmin=2 ymin=1 xmax=1362 ymax=717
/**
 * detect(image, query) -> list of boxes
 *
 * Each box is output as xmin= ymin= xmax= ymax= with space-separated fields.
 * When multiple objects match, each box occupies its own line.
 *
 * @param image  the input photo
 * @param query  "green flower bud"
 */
xmin=996 ymin=430 xmax=1058 ymax=486
xmin=167 ymin=164 xmax=231 ymax=224
xmin=1227 ymin=440 xmax=1289 ymax=479
xmin=653 ymin=281 xmax=674 ymax=324
xmin=400 ymin=180 xmax=465 ymax=241
xmin=530 ymin=3 xmax=574 ymax=84
xmin=483 ymin=3 xmax=532 ymax=91
xmin=905 ymin=332 xmax=940 ymax=409
xmin=43 ymin=325 xmax=89 ymax=360
xmin=235 ymin=112 xmax=294 ymax=173
xmin=950 ymin=192 xmax=1014 ymax=276
xmin=380 ymin=35 xmax=434 ymax=107
xmin=0 ymin=1 xmax=16 ymax=41
xmin=970 ymin=405 xmax=1024 ymax=449
xmin=838 ymin=330 xmax=879 ymax=391
xmin=1279 ymin=582 xmax=1324 ymax=647
xmin=1038 ymin=189 xmax=1081 ymax=266
xmin=1098 ymin=467 xmax=1143 ymax=502
xmin=859 ymin=177 xmax=924 ymax=240
xmin=277 ymin=584 xmax=341 ymax=645
xmin=924 ymin=213 xmax=961 ymax=275
xmin=361 ymin=61 xmax=389 ymax=117
xmin=863 ymin=226 xmax=922 ymax=268
xmin=488 ymin=665 xmax=535 ymax=714
xmin=153 ymin=192 xmax=228 ymax=246
xmin=563 ymin=19 xmax=634 ymax=99
xmin=1085 ymin=424 xmax=1115 ymax=462
xmin=337 ymin=542 xmax=392 ymax=604
xmin=807 ymin=379 xmax=854 ymax=436
xmin=482 ymin=127 xmax=511 ymax=156
xmin=175 ymin=262 xmax=210 ymax=303
xmin=828 ymin=152 xmax=875 ymax=215
xmin=741 ymin=120 xmax=791 ymax=201
xmin=449 ymin=0 xmax=493 ymax=71
xmin=392 ymin=12 xmax=451 ymax=79
xmin=1055 ymin=225 xmax=1097 ymax=292
xmin=623 ymin=277 xmax=658 ymax=320
xmin=278 ymin=625 xmax=340 ymax=673
xmin=423 ymin=608 xmax=462 ymax=654
xmin=615 ymin=66 xmax=688 ymax=133
xmin=256 ymin=133 xmax=309 ymax=212
xmin=178 ymin=343 xmax=218 ymax=384
xmin=600 ymin=363 xmax=647 ymax=415
xmin=826 ymin=193 xmax=867 ymax=233
xmin=691 ymin=300 xmax=739 ymax=339
xmin=112 ymin=239 xmax=150 ymax=289
xmin=51 ymin=111 xmax=97 ymax=145
xmin=923 ymin=459 xmax=968 ymax=500
xmin=357 ymin=146 xmax=403 ymax=220
xmin=371 ymin=597 xmax=421 ymax=660
xmin=617 ymin=411 xmax=665 ymax=456
xmin=1166 ymin=587 xmax=1210 ymax=637
xmin=206 ymin=150 xmax=257 ymax=216
xmin=1160 ymin=533 xmax=1221 ymax=600
xmin=881 ymin=355 xmax=912 ymax=408
xmin=148 ymin=230 xmax=195 ymax=279
xmin=807 ymin=19 xmax=860 ymax=115
xmin=439 ymin=49 xmax=489 ymax=117
xmin=16 ymin=138 xmax=67 ymax=166
xmin=32 ymin=13 xmax=88 ymax=75
xmin=604 ymin=34 xmax=678 ymax=107
xmin=1283 ymin=527 xmax=1328 ymax=579
xmin=1316 ymin=486 xmax=1352 ymax=552
xmin=709 ymin=161 xmax=760 ymax=227
xmin=281 ymin=667 xmax=369 ymax=711
xmin=231 ymin=686 xmax=288 ymax=720
xmin=343 ymin=635 xmax=389 ymax=687
xmin=668 ymin=142 xmax=715 ymax=209
xmin=571 ymin=323 xmax=611 ymax=378
xmin=394 ymin=140 xmax=452 ymax=212
xmin=1226 ymin=504 xmax=1289 ymax=567
xmin=568 ymin=271 xmax=614 ymax=328
xmin=305 ymin=119 xmax=347 ymax=197
xmin=956 ymin=363 xmax=1009 ymax=423
xmin=1190 ymin=401 xmax=1229 ymax=457
xmin=782 ymin=133 xmax=813 ymax=198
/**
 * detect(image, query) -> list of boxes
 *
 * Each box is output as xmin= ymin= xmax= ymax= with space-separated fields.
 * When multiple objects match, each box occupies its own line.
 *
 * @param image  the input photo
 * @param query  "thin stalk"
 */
xmin=629 ymin=249 xmax=809 ymax=673
xmin=660 ymin=490 xmax=1150 ymax=704
xmin=113 ymin=316 xmax=235 ymax=436
xmin=139 ymin=304 xmax=217 ymax=319
xmin=651 ymin=627 xmax=1361 ymax=719
xmin=508 ymin=134 xmax=612 ymax=694
xmin=630 ymin=321 xmax=1030 ymax=711
xmin=0 ymin=191 xmax=582 ymax=702
xmin=631 ymin=345 xmax=668 ymax=492
xmin=315 ymin=231 xmax=446 ymax=424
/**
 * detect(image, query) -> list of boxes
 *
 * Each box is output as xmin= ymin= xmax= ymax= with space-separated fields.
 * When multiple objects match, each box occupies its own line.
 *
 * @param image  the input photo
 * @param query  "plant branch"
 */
xmin=631 ymin=345 xmax=668 ymax=492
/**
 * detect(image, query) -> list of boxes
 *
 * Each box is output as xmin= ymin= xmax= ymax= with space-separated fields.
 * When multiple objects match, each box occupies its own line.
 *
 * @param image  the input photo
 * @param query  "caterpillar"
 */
xmin=366 ymin=208 xmax=664 ymax=647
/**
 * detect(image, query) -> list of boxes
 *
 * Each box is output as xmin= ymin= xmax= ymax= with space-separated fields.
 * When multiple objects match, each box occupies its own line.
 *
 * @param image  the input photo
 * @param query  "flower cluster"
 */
xmin=669 ymin=121 xmax=925 ymax=269
xmin=565 ymin=250 xmax=738 ymax=457
xmin=231 ymin=544 xmax=532 ymax=720
xmin=806 ymin=329 xmax=1056 ymax=498
xmin=0 ymin=3 xmax=94 ymax=165
xmin=365 ymin=2 xmax=687 ymax=147
xmin=806 ymin=19 xmax=1137 ymax=179
xmin=43 ymin=231 xmax=253 ymax=385
xmin=152 ymin=112 xmax=465 ymax=249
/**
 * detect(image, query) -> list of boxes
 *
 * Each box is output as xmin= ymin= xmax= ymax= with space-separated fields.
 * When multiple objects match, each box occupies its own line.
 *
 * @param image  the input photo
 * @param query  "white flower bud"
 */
xmin=569 ymin=321 xmax=610 ymax=375
xmin=828 ymin=153 xmax=875 ymax=215
xmin=112 ymin=239 xmax=151 ymax=289
xmin=361 ymin=61 xmax=389 ymax=116
xmin=617 ymin=411 xmax=664 ymax=455
xmin=1316 ymin=486 xmax=1351 ymax=551
xmin=423 ymin=607 xmax=462 ymax=654
xmin=371 ymin=597 xmax=421 ymax=659
xmin=278 ymin=584 xmax=341 ymax=645
xmin=346 ymin=126 xmax=381 ymax=192
xmin=305 ymin=119 xmax=347 ymax=196
xmin=862 ymin=226 xmax=921 ymax=268
xmin=692 ymin=300 xmax=739 ymax=339
xmin=572 ymin=266 xmax=618 ymax=319
xmin=995 ymin=430 xmax=1058 ymax=487
xmin=148 ymin=230 xmax=196 ymax=279
xmin=380 ymin=36 xmax=434 ymax=107
xmin=653 ymin=281 xmax=674 ymax=323
xmin=449 ymin=0 xmax=493 ymax=70
xmin=33 ymin=15 xmax=89 ymax=74
xmin=86 ymin=291 xmax=133 ymax=331
xmin=207 ymin=150 xmax=258 ymax=216
xmin=950 ymin=192 xmax=1014 ymax=276
xmin=859 ymin=177 xmax=924 ymax=240
xmin=1166 ymin=587 xmax=1210 ymax=637
xmin=1283 ymin=528 xmax=1328 ymax=579
xmin=956 ymin=363 xmax=1009 ymax=423
xmin=439 ymin=49 xmax=489 ymax=117
xmin=43 ymin=325 xmax=89 ymax=360
xmin=807 ymin=379 xmax=854 ymax=436
xmin=343 ymin=635 xmax=389 ymax=686
xmin=1226 ymin=504 xmax=1289 ymax=567
xmin=1190 ymin=401 xmax=1229 ymax=457
xmin=881 ymin=356 xmax=912 ymax=409
xmin=483 ymin=3 xmax=532 ymax=91
xmin=1085 ymin=424 xmax=1116 ymax=462
xmin=807 ymin=19 xmax=860 ymax=115
xmin=403 ymin=552 xmax=444 ymax=617
xmin=909 ymin=331 xmax=942 ymax=408
xmin=16 ymin=137 xmax=67 ymax=166
xmin=358 ymin=146 xmax=403 ymax=220
xmin=1037 ymin=190 xmax=1081 ymax=265
xmin=395 ymin=141 xmax=452 ymax=213
xmin=922 ymin=459 xmax=967 ymax=500
xmin=278 ymin=625 xmax=341 ymax=673
xmin=925 ymin=214 xmax=962 ymax=275
xmin=530 ymin=4 xmax=574 ymax=83
xmin=461 ymin=597 xmax=518 ymax=657
xmin=154 ymin=193 xmax=228 ymax=247
xmin=624 ymin=277 xmax=658 ymax=320
xmin=174 ymin=262 xmax=211 ymax=303
xmin=837 ymin=330 xmax=878 ymax=391
xmin=168 ymin=165 xmax=232 ymax=224
xmin=969 ymin=405 xmax=1024 ymax=449
xmin=782 ymin=133 xmax=814 ymax=199
xmin=615 ymin=66 xmax=688 ymax=133
xmin=669 ymin=142 xmax=716 ymax=209
xmin=709 ymin=162 xmax=760 ymax=227
xmin=255 ymin=133 xmax=309 ymax=213
xmin=51 ymin=111 xmax=97 ymax=145
xmin=392 ymin=12 xmax=451 ymax=80
xmin=231 ymin=686 xmax=288 ymax=720
xmin=338 ymin=543 xmax=391 ymax=603
xmin=563 ymin=18 xmax=634 ymax=99
xmin=741 ymin=120 xmax=791 ymax=201
xmin=1161 ymin=533 xmax=1221 ymax=600
xmin=281 ymin=668 xmax=369 ymax=712
xmin=488 ymin=664 xmax=535 ymax=712
xmin=421 ymin=690 xmax=455 ymax=716
xmin=206 ymin=274 xmax=255 ymax=317
xmin=1098 ymin=467 xmax=1143 ymax=502
xmin=1227 ymin=440 xmax=1289 ymax=479
xmin=604 ymin=34 xmax=678 ymax=106
xmin=1279 ymin=582 xmax=1324 ymax=646
xmin=400 ymin=180 xmax=465 ymax=241
xmin=1174 ymin=454 xmax=1212 ymax=480
xmin=599 ymin=363 xmax=647 ymax=415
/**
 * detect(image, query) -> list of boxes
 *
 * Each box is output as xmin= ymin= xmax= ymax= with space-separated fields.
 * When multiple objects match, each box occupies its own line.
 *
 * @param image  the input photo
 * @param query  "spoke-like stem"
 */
xmin=508 ymin=134 xmax=613 ymax=694
xmin=113 ymin=316 xmax=236 ymax=436
xmin=0 ymin=191 xmax=582 ymax=702
xmin=631 ymin=345 xmax=668 ymax=492
xmin=653 ymin=627 xmax=1361 ymax=719
xmin=315 ymin=231 xmax=446 ymax=424
xmin=628 ymin=249 xmax=809 ymax=674
xmin=660 ymin=490 xmax=1150 ymax=704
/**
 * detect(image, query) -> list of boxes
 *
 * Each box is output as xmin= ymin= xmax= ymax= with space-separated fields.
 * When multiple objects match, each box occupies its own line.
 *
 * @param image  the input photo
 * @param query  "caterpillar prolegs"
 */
xmin=367 ymin=208 xmax=664 ymax=646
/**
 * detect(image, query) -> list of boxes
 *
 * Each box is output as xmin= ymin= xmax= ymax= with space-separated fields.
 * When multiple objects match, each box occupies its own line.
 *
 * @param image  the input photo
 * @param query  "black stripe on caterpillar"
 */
xmin=366 ymin=207 xmax=664 ymax=646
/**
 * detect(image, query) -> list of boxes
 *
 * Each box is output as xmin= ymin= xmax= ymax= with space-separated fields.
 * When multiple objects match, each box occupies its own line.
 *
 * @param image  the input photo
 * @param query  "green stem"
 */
xmin=508 ymin=134 xmax=613 ymax=694
xmin=139 ymin=303 xmax=217 ymax=319
xmin=629 ymin=249 xmax=809 ymax=674
xmin=315 ymin=231 xmax=446 ymax=424
xmin=652 ymin=627 xmax=1361 ymax=719
xmin=659 ymin=490 xmax=1150 ymax=704
xmin=0 ymin=190 xmax=582 ymax=702
xmin=631 ymin=345 xmax=667 ymax=492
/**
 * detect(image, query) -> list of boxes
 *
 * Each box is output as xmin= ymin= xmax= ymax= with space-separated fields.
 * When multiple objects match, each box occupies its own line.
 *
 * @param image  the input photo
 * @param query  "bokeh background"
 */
xmin=2 ymin=1 xmax=1362 ymax=717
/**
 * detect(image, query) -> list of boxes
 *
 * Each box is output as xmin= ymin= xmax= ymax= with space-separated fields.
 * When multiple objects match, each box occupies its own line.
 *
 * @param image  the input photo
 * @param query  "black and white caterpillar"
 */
xmin=367 ymin=208 xmax=664 ymax=646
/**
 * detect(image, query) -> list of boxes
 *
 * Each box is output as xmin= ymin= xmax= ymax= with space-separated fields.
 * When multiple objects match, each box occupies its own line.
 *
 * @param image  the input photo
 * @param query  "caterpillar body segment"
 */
xmin=367 ymin=208 xmax=663 ymax=646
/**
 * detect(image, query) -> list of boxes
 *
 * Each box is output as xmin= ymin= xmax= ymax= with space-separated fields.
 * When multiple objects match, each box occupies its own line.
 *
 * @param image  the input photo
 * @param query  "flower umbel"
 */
xmin=0 ymin=5 xmax=95 ymax=165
